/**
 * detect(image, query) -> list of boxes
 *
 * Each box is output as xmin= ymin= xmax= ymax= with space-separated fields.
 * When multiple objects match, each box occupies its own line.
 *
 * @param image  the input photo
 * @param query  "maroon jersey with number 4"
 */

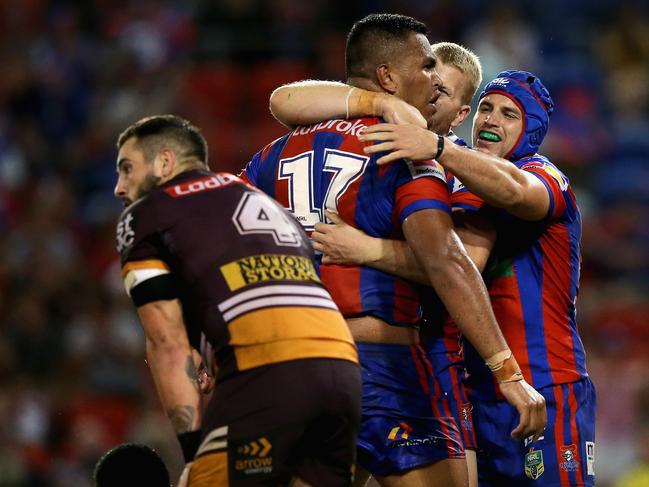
xmin=116 ymin=169 xmax=357 ymax=381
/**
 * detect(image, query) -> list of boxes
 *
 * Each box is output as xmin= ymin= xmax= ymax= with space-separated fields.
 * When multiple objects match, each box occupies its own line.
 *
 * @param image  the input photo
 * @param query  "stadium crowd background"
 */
xmin=0 ymin=0 xmax=647 ymax=485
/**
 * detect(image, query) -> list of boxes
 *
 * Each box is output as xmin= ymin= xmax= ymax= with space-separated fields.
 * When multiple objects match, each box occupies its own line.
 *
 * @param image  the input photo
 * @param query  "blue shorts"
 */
xmin=426 ymin=349 xmax=477 ymax=450
xmin=356 ymin=342 xmax=464 ymax=476
xmin=473 ymin=377 xmax=596 ymax=486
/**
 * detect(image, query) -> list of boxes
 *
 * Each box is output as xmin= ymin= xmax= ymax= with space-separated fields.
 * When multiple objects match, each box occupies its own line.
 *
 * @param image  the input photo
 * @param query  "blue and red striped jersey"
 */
xmin=453 ymin=154 xmax=588 ymax=399
xmin=241 ymin=117 xmax=451 ymax=327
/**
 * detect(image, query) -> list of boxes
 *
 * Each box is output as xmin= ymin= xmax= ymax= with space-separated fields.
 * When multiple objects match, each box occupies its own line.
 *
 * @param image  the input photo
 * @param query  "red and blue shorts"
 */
xmin=426 ymin=349 xmax=478 ymax=450
xmin=356 ymin=342 xmax=465 ymax=476
xmin=473 ymin=377 xmax=596 ymax=486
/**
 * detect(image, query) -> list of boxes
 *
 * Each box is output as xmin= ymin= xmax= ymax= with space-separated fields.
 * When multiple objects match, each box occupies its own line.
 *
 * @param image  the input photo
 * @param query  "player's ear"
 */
xmin=450 ymin=105 xmax=471 ymax=130
xmin=158 ymin=148 xmax=177 ymax=177
xmin=376 ymin=64 xmax=398 ymax=95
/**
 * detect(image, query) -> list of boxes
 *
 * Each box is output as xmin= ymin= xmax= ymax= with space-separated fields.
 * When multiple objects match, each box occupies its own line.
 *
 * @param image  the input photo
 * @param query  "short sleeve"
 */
xmin=240 ymin=152 xmax=261 ymax=186
xmin=518 ymin=158 xmax=569 ymax=219
xmin=394 ymin=160 xmax=451 ymax=223
xmin=116 ymin=201 xmax=171 ymax=299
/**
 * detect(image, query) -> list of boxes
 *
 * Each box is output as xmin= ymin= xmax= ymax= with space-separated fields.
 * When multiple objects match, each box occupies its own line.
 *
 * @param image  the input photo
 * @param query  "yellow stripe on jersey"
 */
xmin=234 ymin=337 xmax=358 ymax=371
xmin=228 ymin=307 xmax=358 ymax=370
xmin=121 ymin=260 xmax=171 ymax=295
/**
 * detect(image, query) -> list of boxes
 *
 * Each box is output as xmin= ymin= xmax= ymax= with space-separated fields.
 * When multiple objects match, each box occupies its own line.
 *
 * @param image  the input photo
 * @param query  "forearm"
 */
xmin=403 ymin=212 xmax=510 ymax=359
xmin=147 ymin=341 xmax=202 ymax=433
xmin=269 ymin=81 xmax=385 ymax=127
xmin=367 ymin=238 xmax=429 ymax=285
xmin=439 ymin=142 xmax=528 ymax=211
xmin=429 ymin=252 xmax=509 ymax=359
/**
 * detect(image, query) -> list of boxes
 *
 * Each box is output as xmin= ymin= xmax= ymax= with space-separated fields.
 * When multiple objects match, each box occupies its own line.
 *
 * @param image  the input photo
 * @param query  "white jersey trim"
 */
xmin=218 ymin=284 xmax=338 ymax=322
xmin=123 ymin=268 xmax=170 ymax=296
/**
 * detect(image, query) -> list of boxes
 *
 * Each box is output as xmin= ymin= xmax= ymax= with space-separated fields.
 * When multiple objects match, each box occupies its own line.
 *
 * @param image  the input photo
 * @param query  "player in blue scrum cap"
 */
xmin=476 ymin=69 xmax=554 ymax=160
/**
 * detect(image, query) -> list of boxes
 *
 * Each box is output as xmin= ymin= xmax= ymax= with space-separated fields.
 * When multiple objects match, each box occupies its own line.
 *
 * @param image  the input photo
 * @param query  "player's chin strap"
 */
xmin=486 ymin=350 xmax=524 ymax=384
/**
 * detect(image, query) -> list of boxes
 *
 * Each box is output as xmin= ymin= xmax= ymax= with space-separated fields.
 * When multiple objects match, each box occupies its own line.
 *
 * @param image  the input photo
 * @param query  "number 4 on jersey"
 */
xmin=279 ymin=149 xmax=368 ymax=231
xmin=232 ymin=191 xmax=303 ymax=246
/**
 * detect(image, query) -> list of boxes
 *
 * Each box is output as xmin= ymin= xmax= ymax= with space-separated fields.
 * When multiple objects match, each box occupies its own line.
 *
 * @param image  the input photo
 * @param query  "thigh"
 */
xmin=474 ymin=378 xmax=596 ymax=487
xmin=375 ymin=458 xmax=468 ymax=487
xmin=356 ymin=342 xmax=464 ymax=477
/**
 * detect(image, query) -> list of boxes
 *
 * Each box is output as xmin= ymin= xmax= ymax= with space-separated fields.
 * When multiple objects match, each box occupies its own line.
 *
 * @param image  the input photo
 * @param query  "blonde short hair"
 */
xmin=431 ymin=42 xmax=482 ymax=105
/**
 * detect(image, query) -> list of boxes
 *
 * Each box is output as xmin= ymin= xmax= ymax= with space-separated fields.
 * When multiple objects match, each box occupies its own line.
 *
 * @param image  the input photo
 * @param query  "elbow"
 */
xmin=269 ymin=86 xmax=291 ymax=125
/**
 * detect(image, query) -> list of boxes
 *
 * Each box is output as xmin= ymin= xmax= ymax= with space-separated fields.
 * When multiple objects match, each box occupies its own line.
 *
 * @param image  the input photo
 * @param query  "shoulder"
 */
xmin=447 ymin=132 xmax=468 ymax=147
xmin=517 ymin=154 xmax=570 ymax=191
xmin=116 ymin=194 xmax=159 ymax=257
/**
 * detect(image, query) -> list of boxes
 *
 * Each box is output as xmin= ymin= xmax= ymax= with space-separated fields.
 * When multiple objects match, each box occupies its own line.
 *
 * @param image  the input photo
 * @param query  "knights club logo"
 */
xmin=525 ymin=448 xmax=545 ymax=480
xmin=559 ymin=444 xmax=580 ymax=472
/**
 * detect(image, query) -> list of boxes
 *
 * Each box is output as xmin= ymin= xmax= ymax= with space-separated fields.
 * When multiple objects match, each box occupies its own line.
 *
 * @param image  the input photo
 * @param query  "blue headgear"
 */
xmin=479 ymin=70 xmax=554 ymax=161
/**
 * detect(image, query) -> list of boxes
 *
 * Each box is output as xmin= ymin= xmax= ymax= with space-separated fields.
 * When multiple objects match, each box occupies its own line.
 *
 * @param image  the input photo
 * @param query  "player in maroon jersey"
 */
xmin=113 ymin=114 xmax=361 ymax=486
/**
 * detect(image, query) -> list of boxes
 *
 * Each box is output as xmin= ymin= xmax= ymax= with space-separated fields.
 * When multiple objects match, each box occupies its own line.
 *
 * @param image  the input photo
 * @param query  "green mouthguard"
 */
xmin=479 ymin=131 xmax=501 ymax=142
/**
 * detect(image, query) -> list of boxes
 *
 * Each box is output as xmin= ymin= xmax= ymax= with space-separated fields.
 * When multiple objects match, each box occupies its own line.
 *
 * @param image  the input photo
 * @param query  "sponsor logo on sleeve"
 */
xmin=407 ymin=160 xmax=446 ymax=183
xmin=520 ymin=161 xmax=568 ymax=191
xmin=220 ymin=254 xmax=320 ymax=291
xmin=525 ymin=448 xmax=545 ymax=480
xmin=116 ymin=212 xmax=135 ymax=252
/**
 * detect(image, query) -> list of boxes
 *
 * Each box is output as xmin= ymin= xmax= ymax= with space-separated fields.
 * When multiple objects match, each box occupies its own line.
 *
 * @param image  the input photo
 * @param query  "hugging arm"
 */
xmin=270 ymin=81 xmax=426 ymax=128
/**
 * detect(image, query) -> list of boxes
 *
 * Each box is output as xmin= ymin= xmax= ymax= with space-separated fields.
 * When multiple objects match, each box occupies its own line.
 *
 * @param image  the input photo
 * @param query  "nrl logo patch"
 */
xmin=525 ymin=448 xmax=545 ymax=480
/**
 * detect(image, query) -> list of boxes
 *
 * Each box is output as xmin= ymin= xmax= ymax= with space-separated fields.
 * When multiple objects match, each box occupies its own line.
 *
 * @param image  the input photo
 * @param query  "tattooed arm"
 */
xmin=136 ymin=300 xmax=202 ymax=437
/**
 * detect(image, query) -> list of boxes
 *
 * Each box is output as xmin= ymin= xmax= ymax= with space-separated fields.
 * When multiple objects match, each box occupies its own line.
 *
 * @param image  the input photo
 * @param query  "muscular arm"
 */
xmin=315 ymin=209 xmax=545 ymax=438
xmin=439 ymin=142 xmax=550 ymax=221
xmin=402 ymin=209 xmax=506 ymax=358
xmin=359 ymin=124 xmax=550 ymax=220
xmin=452 ymin=210 xmax=496 ymax=272
xmin=312 ymin=210 xmax=494 ymax=282
xmin=403 ymin=209 xmax=546 ymax=439
xmin=136 ymin=299 xmax=202 ymax=434
xmin=269 ymin=80 xmax=426 ymax=128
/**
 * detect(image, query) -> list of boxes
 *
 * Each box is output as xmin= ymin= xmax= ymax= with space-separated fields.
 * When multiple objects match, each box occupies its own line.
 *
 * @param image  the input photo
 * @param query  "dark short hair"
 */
xmin=345 ymin=13 xmax=429 ymax=79
xmin=94 ymin=443 xmax=170 ymax=487
xmin=117 ymin=114 xmax=208 ymax=166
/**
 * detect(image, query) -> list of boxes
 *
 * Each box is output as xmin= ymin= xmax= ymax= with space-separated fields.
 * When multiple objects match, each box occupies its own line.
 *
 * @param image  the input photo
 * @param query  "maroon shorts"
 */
xmin=192 ymin=358 xmax=361 ymax=487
